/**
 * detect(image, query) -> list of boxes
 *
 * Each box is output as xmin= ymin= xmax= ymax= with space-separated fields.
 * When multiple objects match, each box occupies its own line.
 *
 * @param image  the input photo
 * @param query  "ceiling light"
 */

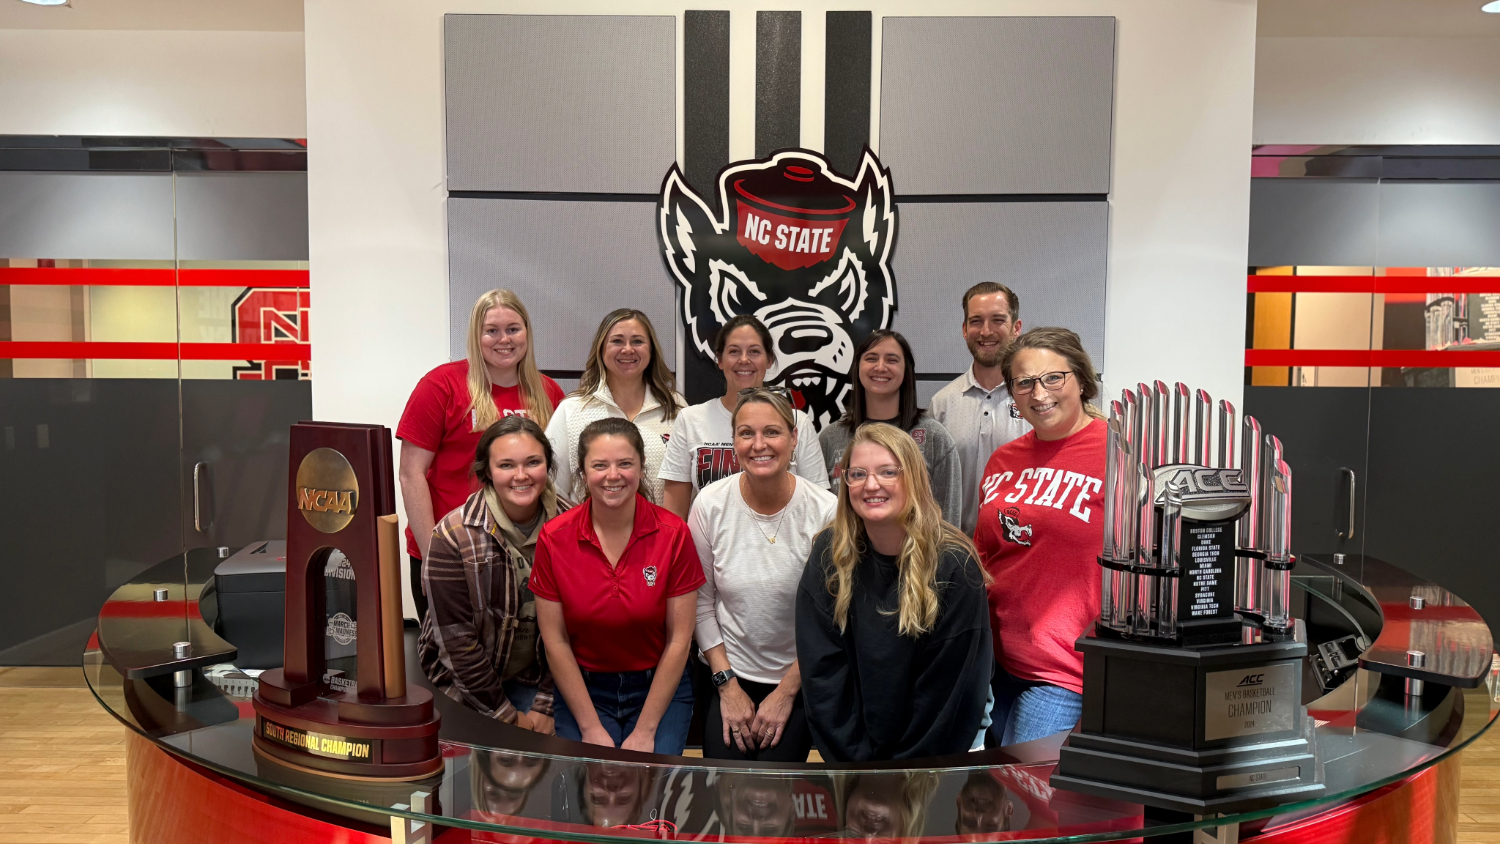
xmin=1484 ymin=1 xmax=1500 ymax=12
xmin=16 ymin=0 xmax=71 ymax=5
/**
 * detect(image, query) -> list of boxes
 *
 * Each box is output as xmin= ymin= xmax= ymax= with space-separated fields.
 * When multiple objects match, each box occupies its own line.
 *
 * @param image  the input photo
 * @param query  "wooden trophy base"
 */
xmin=252 ymin=668 xmax=443 ymax=780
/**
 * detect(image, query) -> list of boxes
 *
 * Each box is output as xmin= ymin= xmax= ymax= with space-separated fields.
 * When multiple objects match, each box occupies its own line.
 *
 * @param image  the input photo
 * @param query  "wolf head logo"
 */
xmin=657 ymin=149 xmax=898 ymax=428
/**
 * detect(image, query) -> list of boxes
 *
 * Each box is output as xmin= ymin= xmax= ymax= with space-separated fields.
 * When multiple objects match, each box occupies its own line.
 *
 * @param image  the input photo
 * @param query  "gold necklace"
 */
xmin=739 ymin=474 xmax=792 ymax=544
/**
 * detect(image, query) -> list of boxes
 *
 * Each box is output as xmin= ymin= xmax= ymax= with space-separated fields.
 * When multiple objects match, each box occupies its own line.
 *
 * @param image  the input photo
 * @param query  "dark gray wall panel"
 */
xmin=879 ymin=17 xmax=1115 ymax=196
xmin=175 ymin=172 xmax=309 ymax=261
xmin=891 ymin=201 xmax=1108 ymax=375
xmin=755 ymin=11 xmax=801 ymax=158
xmin=447 ymin=198 xmax=676 ymax=373
xmin=1377 ymin=182 xmax=1500 ymax=268
xmin=444 ymin=14 xmax=676 ymax=193
xmin=0 ymin=172 xmax=174 ymax=259
xmin=824 ymin=11 xmax=873 ymax=177
xmin=1248 ymin=179 xmax=1379 ymax=267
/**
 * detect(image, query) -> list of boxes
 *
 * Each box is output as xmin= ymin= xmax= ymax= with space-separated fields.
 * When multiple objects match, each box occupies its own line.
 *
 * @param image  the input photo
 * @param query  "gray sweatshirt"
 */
xmin=817 ymin=413 xmax=965 ymax=528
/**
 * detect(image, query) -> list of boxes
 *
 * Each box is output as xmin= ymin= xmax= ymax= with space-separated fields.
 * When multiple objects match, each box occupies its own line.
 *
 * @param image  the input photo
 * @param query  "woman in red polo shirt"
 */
xmin=397 ymin=290 xmax=565 ymax=621
xmin=533 ymin=417 xmax=705 ymax=754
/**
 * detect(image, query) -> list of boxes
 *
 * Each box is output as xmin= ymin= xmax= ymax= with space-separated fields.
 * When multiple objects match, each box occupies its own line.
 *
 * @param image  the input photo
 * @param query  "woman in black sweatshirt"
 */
xmin=796 ymin=422 xmax=992 ymax=762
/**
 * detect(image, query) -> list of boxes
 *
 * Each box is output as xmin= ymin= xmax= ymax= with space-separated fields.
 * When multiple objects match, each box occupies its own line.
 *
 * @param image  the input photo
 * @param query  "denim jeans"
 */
xmin=988 ymin=662 xmax=1083 ymax=746
xmin=504 ymin=681 xmax=539 ymax=715
xmin=553 ymin=665 xmax=694 ymax=755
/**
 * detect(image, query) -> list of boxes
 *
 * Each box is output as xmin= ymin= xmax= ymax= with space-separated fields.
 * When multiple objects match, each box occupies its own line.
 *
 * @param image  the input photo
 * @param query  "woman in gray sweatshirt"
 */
xmin=818 ymin=330 xmax=964 ymax=527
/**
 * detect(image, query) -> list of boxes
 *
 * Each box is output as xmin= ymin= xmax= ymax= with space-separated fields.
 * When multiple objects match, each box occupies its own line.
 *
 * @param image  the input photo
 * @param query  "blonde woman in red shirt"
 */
xmin=398 ymin=289 xmax=565 ymax=620
xmin=974 ymin=327 xmax=1106 ymax=746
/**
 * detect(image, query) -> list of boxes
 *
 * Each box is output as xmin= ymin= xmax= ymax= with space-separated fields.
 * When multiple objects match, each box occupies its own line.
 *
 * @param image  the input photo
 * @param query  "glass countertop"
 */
xmin=84 ymin=555 xmax=1500 ymax=842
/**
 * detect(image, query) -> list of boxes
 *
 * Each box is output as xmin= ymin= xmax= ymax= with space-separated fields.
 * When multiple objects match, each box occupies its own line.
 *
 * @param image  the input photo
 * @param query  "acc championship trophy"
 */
xmin=1051 ymin=383 xmax=1322 ymax=812
xmin=252 ymin=423 xmax=443 ymax=779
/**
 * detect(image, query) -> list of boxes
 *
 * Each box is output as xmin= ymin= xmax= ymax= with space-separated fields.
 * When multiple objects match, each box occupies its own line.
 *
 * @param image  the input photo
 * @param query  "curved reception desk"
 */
xmin=89 ymin=547 xmax=1495 ymax=844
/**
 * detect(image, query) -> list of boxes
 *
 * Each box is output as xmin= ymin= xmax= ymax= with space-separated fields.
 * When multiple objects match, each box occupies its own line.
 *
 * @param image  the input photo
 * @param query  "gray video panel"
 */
xmin=1249 ymin=179 xmax=1379 ymax=268
xmin=176 ymin=172 xmax=309 ymax=261
xmin=890 ymin=200 xmax=1108 ymax=375
xmin=0 ymin=172 xmax=174 ymax=260
xmin=1377 ymin=181 xmax=1500 ymax=268
xmin=447 ymin=198 xmax=677 ymax=374
xmin=879 ymin=16 xmax=1115 ymax=196
xmin=444 ymin=14 xmax=676 ymax=194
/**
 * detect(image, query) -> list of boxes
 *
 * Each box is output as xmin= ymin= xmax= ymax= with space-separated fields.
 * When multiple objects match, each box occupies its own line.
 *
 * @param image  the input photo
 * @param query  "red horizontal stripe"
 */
xmin=1248 ymin=275 xmax=1500 ymax=295
xmin=181 ymin=269 xmax=308 ymax=288
xmin=0 ymin=267 xmax=175 ymax=286
xmin=0 ymin=341 xmax=310 ymax=362
xmin=99 ymin=600 xmax=203 ymax=620
xmin=0 ymin=267 xmax=308 ymax=288
xmin=1246 ymin=349 xmax=1500 ymax=368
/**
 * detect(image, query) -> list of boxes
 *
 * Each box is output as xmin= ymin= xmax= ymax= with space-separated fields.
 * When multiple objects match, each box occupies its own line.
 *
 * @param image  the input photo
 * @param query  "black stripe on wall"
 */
xmin=755 ymin=11 xmax=801 ymax=158
xmin=823 ymin=11 xmax=872 ymax=177
xmin=682 ymin=10 xmax=734 ymax=405
xmin=683 ymin=10 xmax=730 ymax=206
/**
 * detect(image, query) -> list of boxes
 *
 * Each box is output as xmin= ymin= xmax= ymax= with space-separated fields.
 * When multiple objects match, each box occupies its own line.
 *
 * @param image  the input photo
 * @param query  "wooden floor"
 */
xmin=0 ymin=666 xmax=1495 ymax=844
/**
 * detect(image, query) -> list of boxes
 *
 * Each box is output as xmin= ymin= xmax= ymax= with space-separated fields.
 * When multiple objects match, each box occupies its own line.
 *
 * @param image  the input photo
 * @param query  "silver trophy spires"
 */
xmin=1096 ymin=383 xmax=1294 ymax=642
xmin=1194 ymin=389 xmax=1213 ymax=467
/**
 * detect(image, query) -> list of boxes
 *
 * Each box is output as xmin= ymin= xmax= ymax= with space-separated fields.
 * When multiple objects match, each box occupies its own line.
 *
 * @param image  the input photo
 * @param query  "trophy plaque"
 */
xmin=252 ymin=422 xmax=442 ymax=779
xmin=1051 ymin=384 xmax=1322 ymax=813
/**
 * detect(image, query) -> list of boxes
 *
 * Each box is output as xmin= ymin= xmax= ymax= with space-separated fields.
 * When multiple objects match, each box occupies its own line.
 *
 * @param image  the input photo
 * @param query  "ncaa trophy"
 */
xmin=1051 ymin=383 xmax=1323 ymax=812
xmin=252 ymin=422 xmax=443 ymax=780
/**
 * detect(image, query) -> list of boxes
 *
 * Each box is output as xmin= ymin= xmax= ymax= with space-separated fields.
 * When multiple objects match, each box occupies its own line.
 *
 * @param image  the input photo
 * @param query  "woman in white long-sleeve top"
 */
xmin=545 ymin=308 xmax=684 ymax=503
xmin=689 ymin=387 xmax=837 ymax=761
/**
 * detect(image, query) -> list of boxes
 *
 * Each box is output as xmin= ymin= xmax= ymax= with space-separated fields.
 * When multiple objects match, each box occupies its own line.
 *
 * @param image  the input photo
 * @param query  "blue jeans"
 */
xmin=553 ymin=665 xmax=694 ymax=755
xmin=504 ymin=681 xmax=539 ymax=714
xmin=988 ymin=662 xmax=1083 ymax=746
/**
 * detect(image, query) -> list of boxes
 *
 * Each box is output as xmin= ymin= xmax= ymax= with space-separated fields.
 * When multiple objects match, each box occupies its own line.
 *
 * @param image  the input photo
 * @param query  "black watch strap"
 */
xmin=711 ymin=668 xmax=736 ymax=687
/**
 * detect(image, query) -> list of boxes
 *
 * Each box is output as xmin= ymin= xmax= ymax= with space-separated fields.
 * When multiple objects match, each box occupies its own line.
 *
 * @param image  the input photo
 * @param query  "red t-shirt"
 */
xmin=396 ymin=361 xmax=565 ymax=557
xmin=530 ymin=496 xmax=705 ymax=673
xmin=973 ymin=418 xmax=1106 ymax=694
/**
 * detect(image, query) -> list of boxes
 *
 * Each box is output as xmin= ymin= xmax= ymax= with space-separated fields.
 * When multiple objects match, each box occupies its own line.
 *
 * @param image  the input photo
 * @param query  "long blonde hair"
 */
xmin=466 ymin=290 xmax=554 ymax=431
xmin=575 ymin=308 xmax=680 ymax=422
xmin=825 ymin=423 xmax=984 ymax=636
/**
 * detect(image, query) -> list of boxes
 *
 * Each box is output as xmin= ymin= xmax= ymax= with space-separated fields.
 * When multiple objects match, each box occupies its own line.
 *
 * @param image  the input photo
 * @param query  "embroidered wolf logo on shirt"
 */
xmin=657 ymin=149 xmax=898 ymax=428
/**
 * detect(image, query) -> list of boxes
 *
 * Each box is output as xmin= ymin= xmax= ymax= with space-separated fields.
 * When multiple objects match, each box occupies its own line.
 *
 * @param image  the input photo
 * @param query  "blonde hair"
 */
xmin=466 ymin=290 xmax=554 ymax=431
xmin=575 ymin=309 xmax=680 ymax=422
xmin=825 ymin=423 xmax=984 ymax=636
xmin=731 ymin=387 xmax=797 ymax=430
xmin=834 ymin=772 xmax=940 ymax=839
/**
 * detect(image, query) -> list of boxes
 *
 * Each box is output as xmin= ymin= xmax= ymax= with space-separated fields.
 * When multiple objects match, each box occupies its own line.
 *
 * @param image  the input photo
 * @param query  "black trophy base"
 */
xmin=1052 ymin=632 xmax=1323 ymax=814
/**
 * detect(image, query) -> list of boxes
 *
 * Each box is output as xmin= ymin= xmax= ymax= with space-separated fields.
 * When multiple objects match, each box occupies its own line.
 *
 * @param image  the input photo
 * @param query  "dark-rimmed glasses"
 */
xmin=1010 ymin=371 xmax=1073 ymax=395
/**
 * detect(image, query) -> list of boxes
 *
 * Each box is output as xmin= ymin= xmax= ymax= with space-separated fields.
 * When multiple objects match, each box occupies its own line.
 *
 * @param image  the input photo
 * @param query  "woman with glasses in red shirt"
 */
xmin=532 ymin=418 xmax=705 ymax=754
xmin=974 ymin=327 xmax=1106 ymax=746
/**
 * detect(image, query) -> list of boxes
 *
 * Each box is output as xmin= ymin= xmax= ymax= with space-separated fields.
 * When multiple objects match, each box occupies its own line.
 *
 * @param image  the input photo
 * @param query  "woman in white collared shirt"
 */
xmin=546 ymin=309 xmax=684 ymax=502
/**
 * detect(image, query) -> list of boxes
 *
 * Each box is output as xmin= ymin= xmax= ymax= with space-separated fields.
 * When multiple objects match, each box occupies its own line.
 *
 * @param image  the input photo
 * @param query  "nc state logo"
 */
xmin=658 ymin=149 xmax=898 ymax=428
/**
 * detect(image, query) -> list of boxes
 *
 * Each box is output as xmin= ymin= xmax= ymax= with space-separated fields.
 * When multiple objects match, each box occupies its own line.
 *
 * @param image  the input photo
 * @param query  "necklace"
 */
xmin=739 ymin=474 xmax=792 ymax=544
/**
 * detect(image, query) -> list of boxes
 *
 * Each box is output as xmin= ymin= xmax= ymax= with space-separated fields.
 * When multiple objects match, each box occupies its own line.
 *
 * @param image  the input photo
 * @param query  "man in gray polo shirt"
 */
xmin=929 ymin=282 xmax=1032 ymax=537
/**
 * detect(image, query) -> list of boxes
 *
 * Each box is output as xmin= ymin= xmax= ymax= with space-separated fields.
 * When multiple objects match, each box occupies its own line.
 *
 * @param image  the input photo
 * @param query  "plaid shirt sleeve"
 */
xmin=421 ymin=515 xmax=519 ymax=723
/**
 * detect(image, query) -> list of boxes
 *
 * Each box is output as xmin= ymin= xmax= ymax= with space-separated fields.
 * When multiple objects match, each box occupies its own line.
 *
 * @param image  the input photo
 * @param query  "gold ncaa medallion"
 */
xmin=295 ymin=447 xmax=359 ymax=533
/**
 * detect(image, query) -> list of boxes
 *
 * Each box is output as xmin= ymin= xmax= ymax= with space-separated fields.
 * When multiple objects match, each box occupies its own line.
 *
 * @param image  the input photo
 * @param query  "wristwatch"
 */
xmin=711 ymin=668 xmax=737 ymax=688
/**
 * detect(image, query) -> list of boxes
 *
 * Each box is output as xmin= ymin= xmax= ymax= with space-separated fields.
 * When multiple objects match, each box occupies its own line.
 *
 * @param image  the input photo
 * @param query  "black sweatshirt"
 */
xmin=795 ymin=531 xmax=993 ymax=762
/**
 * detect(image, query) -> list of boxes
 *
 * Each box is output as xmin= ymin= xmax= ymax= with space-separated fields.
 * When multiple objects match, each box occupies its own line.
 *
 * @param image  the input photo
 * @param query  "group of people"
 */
xmin=410 ymin=282 xmax=1107 ymax=762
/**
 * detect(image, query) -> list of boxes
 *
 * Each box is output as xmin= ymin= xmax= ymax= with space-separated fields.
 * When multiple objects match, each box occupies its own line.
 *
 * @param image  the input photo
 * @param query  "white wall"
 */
xmin=1254 ymin=37 xmax=1500 ymax=145
xmin=305 ymin=0 xmax=1258 ymax=614
xmin=0 ymin=28 xmax=306 ymax=137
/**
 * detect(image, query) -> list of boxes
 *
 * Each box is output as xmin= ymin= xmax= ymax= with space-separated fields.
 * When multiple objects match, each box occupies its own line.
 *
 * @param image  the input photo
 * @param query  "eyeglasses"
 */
xmin=1010 ymin=371 xmax=1073 ymax=395
xmin=738 ymin=385 xmax=792 ymax=401
xmin=845 ymin=465 xmax=902 ymax=485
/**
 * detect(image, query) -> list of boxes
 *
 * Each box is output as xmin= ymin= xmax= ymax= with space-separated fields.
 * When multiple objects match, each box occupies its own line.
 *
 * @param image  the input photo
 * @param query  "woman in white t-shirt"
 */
xmin=660 ymin=315 xmax=827 ymax=520
xmin=689 ymin=387 xmax=838 ymax=761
